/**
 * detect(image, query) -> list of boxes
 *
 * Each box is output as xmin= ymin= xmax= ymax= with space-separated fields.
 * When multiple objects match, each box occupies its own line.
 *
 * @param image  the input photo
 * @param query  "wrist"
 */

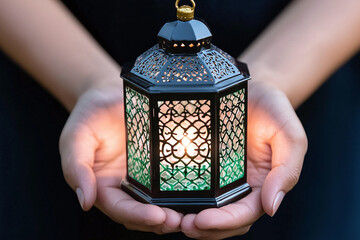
xmin=67 ymin=66 xmax=122 ymax=111
xmin=241 ymin=58 xmax=301 ymax=108
xmin=245 ymin=60 xmax=286 ymax=92
xmin=80 ymin=70 xmax=122 ymax=95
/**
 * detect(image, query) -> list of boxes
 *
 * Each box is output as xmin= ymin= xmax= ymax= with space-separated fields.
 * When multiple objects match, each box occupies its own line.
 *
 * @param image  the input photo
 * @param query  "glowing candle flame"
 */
xmin=186 ymin=143 xmax=196 ymax=156
xmin=181 ymin=136 xmax=191 ymax=148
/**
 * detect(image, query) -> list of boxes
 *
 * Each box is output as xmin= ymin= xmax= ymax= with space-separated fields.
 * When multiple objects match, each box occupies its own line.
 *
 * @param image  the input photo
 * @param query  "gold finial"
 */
xmin=176 ymin=0 xmax=195 ymax=21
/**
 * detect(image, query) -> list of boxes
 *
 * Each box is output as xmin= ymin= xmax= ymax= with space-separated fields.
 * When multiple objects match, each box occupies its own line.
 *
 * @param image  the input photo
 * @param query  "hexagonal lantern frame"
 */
xmin=120 ymin=6 xmax=251 ymax=213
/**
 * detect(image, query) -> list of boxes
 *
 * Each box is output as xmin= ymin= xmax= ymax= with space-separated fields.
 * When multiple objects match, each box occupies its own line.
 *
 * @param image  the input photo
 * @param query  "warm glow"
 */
xmin=181 ymin=136 xmax=197 ymax=156
xmin=165 ymin=128 xmax=201 ymax=165
xmin=186 ymin=143 xmax=196 ymax=156
xmin=158 ymin=100 xmax=211 ymax=174
xmin=181 ymin=136 xmax=191 ymax=147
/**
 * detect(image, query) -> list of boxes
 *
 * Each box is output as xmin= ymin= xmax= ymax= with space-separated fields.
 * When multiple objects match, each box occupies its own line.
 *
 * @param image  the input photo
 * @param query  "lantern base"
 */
xmin=121 ymin=180 xmax=251 ymax=213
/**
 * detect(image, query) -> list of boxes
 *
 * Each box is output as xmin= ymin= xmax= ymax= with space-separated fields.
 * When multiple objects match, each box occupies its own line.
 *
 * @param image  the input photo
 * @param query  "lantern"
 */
xmin=121 ymin=0 xmax=251 ymax=212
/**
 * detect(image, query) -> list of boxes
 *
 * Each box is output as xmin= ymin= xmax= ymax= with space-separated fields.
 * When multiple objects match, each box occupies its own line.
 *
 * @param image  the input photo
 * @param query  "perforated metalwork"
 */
xmin=198 ymin=50 xmax=240 ymax=81
xmin=131 ymin=50 xmax=168 ymax=81
xmin=160 ymin=56 xmax=214 ymax=83
xmin=158 ymin=100 xmax=211 ymax=191
xmin=125 ymin=87 xmax=151 ymax=189
xmin=211 ymin=45 xmax=237 ymax=65
xmin=158 ymin=37 xmax=212 ymax=54
xmin=219 ymin=88 xmax=246 ymax=188
xmin=131 ymin=47 xmax=240 ymax=85
xmin=134 ymin=45 xmax=159 ymax=66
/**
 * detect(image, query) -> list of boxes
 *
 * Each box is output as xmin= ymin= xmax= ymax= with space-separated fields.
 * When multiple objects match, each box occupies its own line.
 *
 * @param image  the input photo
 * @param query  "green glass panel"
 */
xmin=158 ymin=100 xmax=211 ymax=191
xmin=125 ymin=87 xmax=151 ymax=189
xmin=219 ymin=88 xmax=246 ymax=188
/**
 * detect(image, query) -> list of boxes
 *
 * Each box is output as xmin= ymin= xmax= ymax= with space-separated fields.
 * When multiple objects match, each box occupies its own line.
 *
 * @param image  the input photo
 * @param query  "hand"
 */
xmin=181 ymin=81 xmax=308 ymax=239
xmin=59 ymin=79 xmax=182 ymax=234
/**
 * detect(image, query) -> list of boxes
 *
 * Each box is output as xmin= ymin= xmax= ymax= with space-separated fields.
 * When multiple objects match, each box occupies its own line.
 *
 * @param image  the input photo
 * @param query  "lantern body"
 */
xmin=121 ymin=17 xmax=251 ymax=213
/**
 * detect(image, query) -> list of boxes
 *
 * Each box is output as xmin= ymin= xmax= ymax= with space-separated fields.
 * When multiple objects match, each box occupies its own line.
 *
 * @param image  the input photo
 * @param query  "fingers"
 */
xmin=123 ymin=208 xmax=183 ymax=234
xmin=181 ymin=188 xmax=263 ymax=239
xmin=182 ymin=214 xmax=202 ymax=239
xmin=96 ymin=186 xmax=177 ymax=228
xmin=161 ymin=208 xmax=183 ymax=233
xmin=59 ymin=121 xmax=98 ymax=211
xmin=262 ymin=109 xmax=308 ymax=216
xmin=196 ymin=188 xmax=262 ymax=230
xmin=96 ymin=186 xmax=183 ymax=233
xmin=182 ymin=214 xmax=252 ymax=240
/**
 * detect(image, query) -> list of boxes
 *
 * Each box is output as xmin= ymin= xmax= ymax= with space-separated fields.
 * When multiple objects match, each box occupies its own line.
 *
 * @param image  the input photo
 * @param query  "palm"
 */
xmin=60 ymin=82 xmax=182 ymax=234
xmin=247 ymin=82 xmax=288 ymax=192
xmin=60 ymin=80 xmax=306 ymax=238
xmin=180 ymin=81 xmax=307 ymax=239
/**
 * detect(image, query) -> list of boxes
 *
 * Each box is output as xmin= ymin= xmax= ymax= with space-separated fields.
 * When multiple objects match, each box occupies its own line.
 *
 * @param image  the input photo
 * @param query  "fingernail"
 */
xmin=272 ymin=191 xmax=285 ymax=217
xmin=76 ymin=188 xmax=85 ymax=210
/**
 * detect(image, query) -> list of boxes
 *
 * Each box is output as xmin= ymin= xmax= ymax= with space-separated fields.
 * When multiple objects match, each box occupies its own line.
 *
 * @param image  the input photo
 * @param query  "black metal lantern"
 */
xmin=121 ymin=0 xmax=251 ymax=213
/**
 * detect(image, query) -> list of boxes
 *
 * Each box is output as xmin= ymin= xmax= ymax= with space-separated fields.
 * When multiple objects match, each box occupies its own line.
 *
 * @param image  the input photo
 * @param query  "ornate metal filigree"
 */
xmin=131 ymin=46 xmax=240 ymax=85
xmin=211 ymin=45 xmax=237 ymax=65
xmin=219 ymin=88 xmax=246 ymax=187
xmin=131 ymin=50 xmax=168 ymax=81
xmin=158 ymin=100 xmax=212 ymax=191
xmin=134 ymin=45 xmax=159 ymax=66
xmin=160 ymin=55 xmax=214 ymax=83
xmin=198 ymin=50 xmax=240 ymax=82
xmin=125 ymin=87 xmax=151 ymax=189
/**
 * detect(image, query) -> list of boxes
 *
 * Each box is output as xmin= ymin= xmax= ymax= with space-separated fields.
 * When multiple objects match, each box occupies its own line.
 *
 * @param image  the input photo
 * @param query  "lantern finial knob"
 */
xmin=176 ymin=0 xmax=195 ymax=21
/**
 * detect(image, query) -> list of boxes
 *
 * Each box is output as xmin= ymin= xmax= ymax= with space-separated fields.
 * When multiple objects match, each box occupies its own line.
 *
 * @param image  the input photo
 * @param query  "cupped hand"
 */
xmin=181 ymin=81 xmax=308 ymax=239
xmin=59 ymin=80 xmax=182 ymax=234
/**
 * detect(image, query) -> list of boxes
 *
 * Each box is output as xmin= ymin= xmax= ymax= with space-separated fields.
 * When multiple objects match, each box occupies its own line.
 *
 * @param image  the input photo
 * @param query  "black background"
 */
xmin=1 ymin=0 xmax=360 ymax=239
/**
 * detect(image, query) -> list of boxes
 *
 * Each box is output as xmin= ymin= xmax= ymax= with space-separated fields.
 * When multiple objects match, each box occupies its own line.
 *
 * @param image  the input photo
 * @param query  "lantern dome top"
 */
xmin=122 ymin=0 xmax=250 ymax=92
xmin=130 ymin=45 xmax=246 ymax=87
xmin=157 ymin=0 xmax=212 ymax=54
xmin=157 ymin=19 xmax=212 ymax=54
xmin=158 ymin=19 xmax=212 ymax=42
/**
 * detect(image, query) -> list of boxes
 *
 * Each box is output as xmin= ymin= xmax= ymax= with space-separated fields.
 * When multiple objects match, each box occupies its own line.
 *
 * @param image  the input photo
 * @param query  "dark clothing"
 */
xmin=1 ymin=0 xmax=360 ymax=239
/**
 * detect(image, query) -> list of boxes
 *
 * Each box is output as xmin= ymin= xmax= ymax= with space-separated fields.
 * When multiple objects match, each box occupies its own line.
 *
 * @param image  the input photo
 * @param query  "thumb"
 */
xmin=261 ymin=127 xmax=308 ymax=217
xmin=60 ymin=126 xmax=98 ymax=211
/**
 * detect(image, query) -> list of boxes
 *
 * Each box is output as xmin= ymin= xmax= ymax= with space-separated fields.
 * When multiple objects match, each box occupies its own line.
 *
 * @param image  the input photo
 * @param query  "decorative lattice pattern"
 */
xmin=158 ymin=100 xmax=212 ymax=191
xmin=131 ymin=50 xmax=168 ymax=81
xmin=198 ymin=50 xmax=240 ymax=81
xmin=134 ymin=45 xmax=159 ymax=66
xmin=211 ymin=45 xmax=237 ymax=65
xmin=131 ymin=47 xmax=240 ymax=85
xmin=160 ymin=56 xmax=214 ymax=83
xmin=125 ymin=87 xmax=151 ymax=189
xmin=219 ymin=88 xmax=246 ymax=187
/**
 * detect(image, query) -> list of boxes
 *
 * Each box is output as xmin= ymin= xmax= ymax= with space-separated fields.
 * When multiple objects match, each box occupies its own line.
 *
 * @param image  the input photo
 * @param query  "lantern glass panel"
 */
xmin=158 ymin=99 xmax=212 ymax=191
xmin=125 ymin=87 xmax=151 ymax=189
xmin=219 ymin=88 xmax=246 ymax=188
